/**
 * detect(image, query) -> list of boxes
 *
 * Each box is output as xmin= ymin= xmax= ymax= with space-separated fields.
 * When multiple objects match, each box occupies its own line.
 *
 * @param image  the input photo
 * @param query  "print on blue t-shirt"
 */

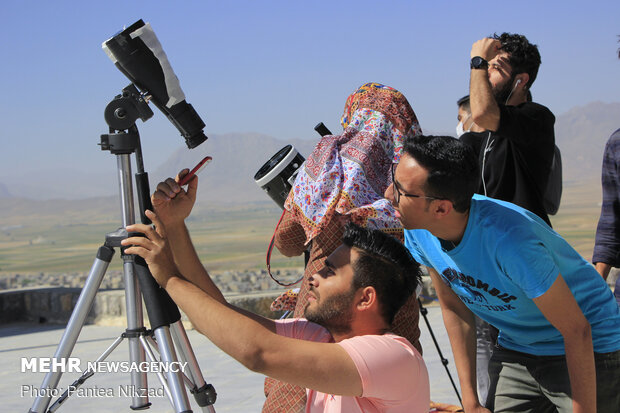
xmin=405 ymin=195 xmax=620 ymax=355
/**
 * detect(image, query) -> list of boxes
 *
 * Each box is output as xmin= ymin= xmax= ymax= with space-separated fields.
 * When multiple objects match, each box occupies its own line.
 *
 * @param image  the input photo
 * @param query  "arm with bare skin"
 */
xmin=532 ymin=274 xmax=596 ymax=413
xmin=121 ymin=213 xmax=363 ymax=397
xmin=428 ymin=268 xmax=490 ymax=413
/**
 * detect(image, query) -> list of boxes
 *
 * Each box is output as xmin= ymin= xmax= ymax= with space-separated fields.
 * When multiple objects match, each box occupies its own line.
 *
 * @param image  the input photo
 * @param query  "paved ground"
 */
xmin=1 ymin=303 xmax=461 ymax=412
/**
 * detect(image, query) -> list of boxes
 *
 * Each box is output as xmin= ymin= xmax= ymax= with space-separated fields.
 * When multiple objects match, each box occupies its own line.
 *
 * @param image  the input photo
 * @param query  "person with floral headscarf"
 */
xmin=263 ymin=83 xmax=424 ymax=413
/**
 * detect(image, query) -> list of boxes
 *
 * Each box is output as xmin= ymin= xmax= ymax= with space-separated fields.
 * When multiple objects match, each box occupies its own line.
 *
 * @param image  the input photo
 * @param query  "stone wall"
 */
xmin=0 ymin=287 xmax=285 ymax=326
xmin=0 ymin=276 xmax=437 ymax=326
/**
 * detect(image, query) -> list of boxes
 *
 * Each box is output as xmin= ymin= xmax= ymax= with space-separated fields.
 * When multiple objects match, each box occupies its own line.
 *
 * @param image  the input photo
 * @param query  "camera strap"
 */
xmin=266 ymin=209 xmax=304 ymax=287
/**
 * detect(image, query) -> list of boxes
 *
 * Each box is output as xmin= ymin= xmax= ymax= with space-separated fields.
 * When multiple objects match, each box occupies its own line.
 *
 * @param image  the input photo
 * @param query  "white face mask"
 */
xmin=456 ymin=114 xmax=471 ymax=137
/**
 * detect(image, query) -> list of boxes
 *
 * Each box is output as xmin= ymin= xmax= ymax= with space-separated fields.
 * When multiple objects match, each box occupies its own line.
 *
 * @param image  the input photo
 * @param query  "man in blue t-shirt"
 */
xmin=386 ymin=135 xmax=620 ymax=413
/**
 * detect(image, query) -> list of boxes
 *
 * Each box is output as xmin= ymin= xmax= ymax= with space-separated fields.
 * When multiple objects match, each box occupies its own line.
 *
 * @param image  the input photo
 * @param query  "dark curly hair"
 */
xmin=493 ymin=32 xmax=541 ymax=88
xmin=403 ymin=135 xmax=479 ymax=213
xmin=342 ymin=223 xmax=421 ymax=325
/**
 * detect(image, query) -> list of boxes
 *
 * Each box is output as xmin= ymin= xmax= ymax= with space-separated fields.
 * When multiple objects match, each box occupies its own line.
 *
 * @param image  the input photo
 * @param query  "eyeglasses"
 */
xmin=391 ymin=163 xmax=443 ymax=204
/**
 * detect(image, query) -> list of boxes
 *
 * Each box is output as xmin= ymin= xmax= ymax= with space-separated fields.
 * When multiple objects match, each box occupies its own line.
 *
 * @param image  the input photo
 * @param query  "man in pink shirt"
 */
xmin=122 ymin=172 xmax=430 ymax=412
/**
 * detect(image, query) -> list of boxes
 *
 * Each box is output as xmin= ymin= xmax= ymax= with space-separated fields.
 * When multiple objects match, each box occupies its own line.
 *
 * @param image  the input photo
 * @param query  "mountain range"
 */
xmin=555 ymin=101 xmax=620 ymax=184
xmin=151 ymin=133 xmax=318 ymax=205
xmin=1 ymin=101 xmax=619 ymax=209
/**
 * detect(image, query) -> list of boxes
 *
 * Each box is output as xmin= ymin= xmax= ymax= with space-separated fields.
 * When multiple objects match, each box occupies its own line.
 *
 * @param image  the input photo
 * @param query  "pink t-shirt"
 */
xmin=276 ymin=319 xmax=430 ymax=413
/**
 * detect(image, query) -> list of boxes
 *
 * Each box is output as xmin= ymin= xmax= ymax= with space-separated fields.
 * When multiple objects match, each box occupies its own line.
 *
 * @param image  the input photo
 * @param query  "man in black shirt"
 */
xmin=468 ymin=33 xmax=555 ymax=226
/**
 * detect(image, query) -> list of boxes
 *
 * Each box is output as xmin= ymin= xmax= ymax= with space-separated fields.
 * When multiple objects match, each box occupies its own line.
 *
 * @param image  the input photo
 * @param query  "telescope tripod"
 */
xmin=28 ymin=86 xmax=216 ymax=413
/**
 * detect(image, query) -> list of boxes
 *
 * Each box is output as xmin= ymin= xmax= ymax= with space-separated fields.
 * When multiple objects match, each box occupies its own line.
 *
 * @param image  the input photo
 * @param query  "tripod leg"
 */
xmin=48 ymin=335 xmax=125 ymax=412
xmin=418 ymin=298 xmax=463 ymax=406
xmin=153 ymin=326 xmax=192 ymax=412
xmin=139 ymin=335 xmax=175 ymax=404
xmin=29 ymin=246 xmax=114 ymax=413
xmin=171 ymin=321 xmax=217 ymax=412
xmin=122 ymin=260 xmax=150 ymax=410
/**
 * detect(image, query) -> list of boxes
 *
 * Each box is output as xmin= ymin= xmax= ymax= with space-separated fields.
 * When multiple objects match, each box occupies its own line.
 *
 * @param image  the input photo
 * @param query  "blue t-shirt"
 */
xmin=405 ymin=195 xmax=620 ymax=355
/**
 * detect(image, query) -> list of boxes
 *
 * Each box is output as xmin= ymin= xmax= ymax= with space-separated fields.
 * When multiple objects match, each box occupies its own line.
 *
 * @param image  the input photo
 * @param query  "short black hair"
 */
xmin=403 ymin=135 xmax=479 ymax=213
xmin=493 ymin=32 xmax=541 ymax=88
xmin=342 ymin=223 xmax=421 ymax=325
xmin=457 ymin=95 xmax=470 ymax=108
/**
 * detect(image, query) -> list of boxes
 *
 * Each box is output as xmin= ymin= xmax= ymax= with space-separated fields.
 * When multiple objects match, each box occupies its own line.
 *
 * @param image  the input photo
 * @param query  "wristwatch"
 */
xmin=470 ymin=56 xmax=489 ymax=70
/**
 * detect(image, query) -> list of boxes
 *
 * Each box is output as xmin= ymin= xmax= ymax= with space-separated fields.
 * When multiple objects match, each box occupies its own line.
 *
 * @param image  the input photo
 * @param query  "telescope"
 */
xmin=102 ymin=19 xmax=207 ymax=149
xmin=28 ymin=20 xmax=216 ymax=413
xmin=253 ymin=122 xmax=333 ymax=208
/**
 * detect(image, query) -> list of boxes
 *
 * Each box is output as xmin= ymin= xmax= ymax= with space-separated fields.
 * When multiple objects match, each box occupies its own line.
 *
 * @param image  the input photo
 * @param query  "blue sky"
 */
xmin=1 ymin=0 xmax=619 ymax=181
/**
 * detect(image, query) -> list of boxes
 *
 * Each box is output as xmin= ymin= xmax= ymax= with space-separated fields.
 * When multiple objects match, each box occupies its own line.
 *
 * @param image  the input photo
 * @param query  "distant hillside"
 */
xmin=151 ymin=133 xmax=318 ymax=205
xmin=0 ymin=182 xmax=10 ymax=198
xmin=153 ymin=102 xmax=620 ymax=203
xmin=0 ymin=133 xmax=319 ymax=221
xmin=555 ymin=101 xmax=620 ymax=185
xmin=0 ymin=101 xmax=619 ymax=205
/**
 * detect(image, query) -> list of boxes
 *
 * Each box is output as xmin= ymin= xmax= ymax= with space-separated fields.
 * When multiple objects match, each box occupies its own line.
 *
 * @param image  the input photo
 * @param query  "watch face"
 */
xmin=471 ymin=56 xmax=488 ymax=69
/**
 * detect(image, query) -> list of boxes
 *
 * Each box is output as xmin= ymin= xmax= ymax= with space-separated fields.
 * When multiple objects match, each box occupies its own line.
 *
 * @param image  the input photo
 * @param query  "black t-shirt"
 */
xmin=460 ymin=102 xmax=555 ymax=226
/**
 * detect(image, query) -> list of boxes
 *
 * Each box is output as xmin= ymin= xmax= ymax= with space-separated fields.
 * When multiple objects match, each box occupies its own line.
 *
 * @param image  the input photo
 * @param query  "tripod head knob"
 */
xmin=104 ymin=84 xmax=154 ymax=131
xmin=104 ymin=97 xmax=140 ymax=130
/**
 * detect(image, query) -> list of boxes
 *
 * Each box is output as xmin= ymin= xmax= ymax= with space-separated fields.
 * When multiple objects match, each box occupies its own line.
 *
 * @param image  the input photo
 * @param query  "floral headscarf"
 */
xmin=284 ymin=82 xmax=422 ymax=243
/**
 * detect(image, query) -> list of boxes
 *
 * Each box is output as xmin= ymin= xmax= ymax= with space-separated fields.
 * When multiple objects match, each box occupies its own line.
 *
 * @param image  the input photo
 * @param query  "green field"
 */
xmin=0 ymin=181 xmax=602 ymax=276
xmin=0 ymin=201 xmax=304 ymax=275
xmin=548 ymin=181 xmax=602 ymax=261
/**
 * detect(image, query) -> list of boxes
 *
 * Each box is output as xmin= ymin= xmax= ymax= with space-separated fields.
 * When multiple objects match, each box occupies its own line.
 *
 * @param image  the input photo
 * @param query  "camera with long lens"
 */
xmin=102 ymin=19 xmax=207 ymax=149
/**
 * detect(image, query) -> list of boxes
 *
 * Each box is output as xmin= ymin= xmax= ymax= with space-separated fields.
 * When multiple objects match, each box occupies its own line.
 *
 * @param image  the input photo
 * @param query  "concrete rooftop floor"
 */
xmin=1 ymin=304 xmax=460 ymax=412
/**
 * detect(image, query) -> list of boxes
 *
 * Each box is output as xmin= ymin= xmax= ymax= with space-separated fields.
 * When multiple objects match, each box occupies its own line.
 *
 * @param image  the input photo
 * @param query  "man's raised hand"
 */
xmin=122 ymin=209 xmax=179 ymax=288
xmin=471 ymin=37 xmax=502 ymax=61
xmin=151 ymin=169 xmax=199 ymax=226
